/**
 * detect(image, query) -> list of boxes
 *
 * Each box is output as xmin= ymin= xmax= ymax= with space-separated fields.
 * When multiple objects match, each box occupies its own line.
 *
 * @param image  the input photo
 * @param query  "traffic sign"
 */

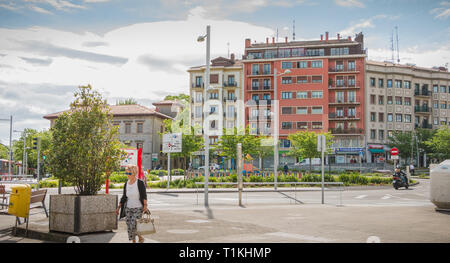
xmin=390 ymin=147 xmax=399 ymax=156
xmin=391 ymin=155 xmax=399 ymax=160
xmin=162 ymin=133 xmax=182 ymax=153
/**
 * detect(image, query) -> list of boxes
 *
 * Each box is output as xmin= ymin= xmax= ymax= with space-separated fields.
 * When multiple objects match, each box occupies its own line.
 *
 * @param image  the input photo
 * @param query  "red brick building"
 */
xmin=243 ymin=32 xmax=366 ymax=165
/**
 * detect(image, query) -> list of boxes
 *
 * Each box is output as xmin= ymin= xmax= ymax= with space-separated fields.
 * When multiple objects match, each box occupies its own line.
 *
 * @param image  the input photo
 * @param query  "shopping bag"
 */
xmin=137 ymin=211 xmax=156 ymax=235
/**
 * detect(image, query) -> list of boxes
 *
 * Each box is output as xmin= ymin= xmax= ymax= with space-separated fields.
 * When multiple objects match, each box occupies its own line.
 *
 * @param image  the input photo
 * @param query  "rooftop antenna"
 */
xmin=227 ymin=42 xmax=230 ymax=58
xmin=391 ymin=29 xmax=395 ymax=63
xmin=276 ymin=28 xmax=279 ymax=42
xmin=293 ymin=19 xmax=296 ymax=40
xmin=395 ymin=26 xmax=400 ymax=64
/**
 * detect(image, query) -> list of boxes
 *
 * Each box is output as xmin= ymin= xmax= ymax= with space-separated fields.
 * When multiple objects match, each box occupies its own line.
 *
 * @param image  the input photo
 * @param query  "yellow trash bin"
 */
xmin=8 ymin=185 xmax=31 ymax=218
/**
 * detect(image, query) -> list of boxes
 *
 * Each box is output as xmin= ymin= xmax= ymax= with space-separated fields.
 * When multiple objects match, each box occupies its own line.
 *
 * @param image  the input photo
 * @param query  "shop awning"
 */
xmin=369 ymin=149 xmax=385 ymax=153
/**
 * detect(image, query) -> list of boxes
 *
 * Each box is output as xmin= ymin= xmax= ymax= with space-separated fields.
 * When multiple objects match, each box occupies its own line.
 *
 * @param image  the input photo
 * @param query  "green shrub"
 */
xmin=368 ymin=176 xmax=391 ymax=185
xmin=109 ymin=174 xmax=128 ymax=183
xmin=147 ymin=174 xmax=160 ymax=181
xmin=301 ymin=174 xmax=321 ymax=182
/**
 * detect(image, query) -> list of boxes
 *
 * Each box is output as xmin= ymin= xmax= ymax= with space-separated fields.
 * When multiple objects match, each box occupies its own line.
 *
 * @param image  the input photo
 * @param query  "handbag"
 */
xmin=137 ymin=210 xmax=156 ymax=235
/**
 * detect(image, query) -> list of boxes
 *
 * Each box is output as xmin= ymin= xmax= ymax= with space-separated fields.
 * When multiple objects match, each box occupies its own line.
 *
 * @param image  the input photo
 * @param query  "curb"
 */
xmin=13 ymin=227 xmax=70 ymax=243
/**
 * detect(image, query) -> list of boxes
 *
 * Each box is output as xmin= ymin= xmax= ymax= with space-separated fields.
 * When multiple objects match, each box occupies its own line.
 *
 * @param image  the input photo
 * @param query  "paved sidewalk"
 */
xmin=1 ymin=202 xmax=449 ymax=243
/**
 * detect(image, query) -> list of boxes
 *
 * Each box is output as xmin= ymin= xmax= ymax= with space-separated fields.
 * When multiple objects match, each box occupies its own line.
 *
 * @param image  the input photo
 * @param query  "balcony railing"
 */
xmin=223 ymin=97 xmax=237 ymax=102
xmin=328 ymin=66 xmax=361 ymax=73
xmin=329 ymin=128 xmax=364 ymax=134
xmin=329 ymin=97 xmax=361 ymax=104
xmin=224 ymin=82 xmax=238 ymax=87
xmin=415 ymin=123 xmax=433 ymax=129
xmin=414 ymin=90 xmax=431 ymax=96
xmin=414 ymin=106 xmax=432 ymax=113
xmin=329 ymin=81 xmax=361 ymax=89
xmin=192 ymin=83 xmax=204 ymax=88
xmin=328 ymin=112 xmax=361 ymax=119
xmin=243 ymin=49 xmax=366 ymax=60
xmin=247 ymin=70 xmax=273 ymax=76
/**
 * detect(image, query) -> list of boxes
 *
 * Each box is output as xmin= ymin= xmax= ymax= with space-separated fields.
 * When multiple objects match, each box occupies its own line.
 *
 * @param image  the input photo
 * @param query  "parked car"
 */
xmin=295 ymin=158 xmax=321 ymax=166
xmin=198 ymin=164 xmax=220 ymax=171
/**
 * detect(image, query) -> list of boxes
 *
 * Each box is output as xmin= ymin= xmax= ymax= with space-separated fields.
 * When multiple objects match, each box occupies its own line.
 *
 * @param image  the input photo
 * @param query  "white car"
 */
xmin=295 ymin=158 xmax=321 ymax=166
xmin=198 ymin=164 xmax=220 ymax=171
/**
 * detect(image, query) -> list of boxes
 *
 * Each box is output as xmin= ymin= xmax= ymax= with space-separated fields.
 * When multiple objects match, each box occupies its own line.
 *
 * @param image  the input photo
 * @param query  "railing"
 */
xmin=329 ymin=128 xmax=363 ymax=134
xmin=414 ymin=106 xmax=432 ymax=113
xmin=328 ymin=112 xmax=361 ymax=119
xmin=414 ymin=90 xmax=431 ymax=96
xmin=415 ymin=123 xmax=433 ymax=129
xmin=243 ymin=49 xmax=366 ymax=60
xmin=328 ymin=66 xmax=361 ymax=73
xmin=224 ymin=82 xmax=238 ymax=87
xmin=329 ymin=97 xmax=361 ymax=104
xmin=247 ymin=70 xmax=273 ymax=76
xmin=329 ymin=81 xmax=361 ymax=89
xmin=192 ymin=83 xmax=204 ymax=88
xmin=223 ymin=97 xmax=237 ymax=102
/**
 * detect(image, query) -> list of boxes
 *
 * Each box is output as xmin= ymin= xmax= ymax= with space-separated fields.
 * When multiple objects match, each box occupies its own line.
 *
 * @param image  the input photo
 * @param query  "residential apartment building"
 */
xmin=242 ymin=32 xmax=366 ymax=165
xmin=365 ymin=61 xmax=450 ymax=165
xmin=43 ymin=104 xmax=172 ymax=171
xmin=187 ymin=55 xmax=245 ymax=168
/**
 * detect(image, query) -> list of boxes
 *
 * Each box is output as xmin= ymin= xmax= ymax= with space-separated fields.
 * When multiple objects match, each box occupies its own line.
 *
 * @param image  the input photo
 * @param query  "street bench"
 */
xmin=30 ymin=189 xmax=48 ymax=217
xmin=0 ymin=185 xmax=7 ymax=209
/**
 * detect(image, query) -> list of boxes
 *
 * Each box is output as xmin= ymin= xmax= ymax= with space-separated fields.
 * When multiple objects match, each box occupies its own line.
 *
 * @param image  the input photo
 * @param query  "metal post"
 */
xmin=273 ymin=68 xmax=278 ymax=191
xmin=203 ymin=25 xmax=211 ymax=207
xmin=321 ymin=146 xmax=325 ymax=204
xmin=36 ymin=137 xmax=41 ymax=190
xmin=22 ymin=131 xmax=26 ymax=175
xmin=237 ymin=143 xmax=242 ymax=206
xmin=9 ymin=116 xmax=12 ymax=176
xmin=167 ymin=152 xmax=171 ymax=189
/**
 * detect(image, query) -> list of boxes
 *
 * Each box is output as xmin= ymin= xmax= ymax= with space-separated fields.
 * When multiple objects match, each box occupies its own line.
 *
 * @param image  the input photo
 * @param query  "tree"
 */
xmin=116 ymin=98 xmax=138 ymax=105
xmin=48 ymin=85 xmax=124 ymax=195
xmin=0 ymin=143 xmax=8 ymax=159
xmin=425 ymin=127 xmax=450 ymax=161
xmin=255 ymin=136 xmax=274 ymax=170
xmin=287 ymin=131 xmax=334 ymax=173
xmin=164 ymin=94 xmax=190 ymax=103
xmin=387 ymin=131 xmax=414 ymax=162
xmin=12 ymin=128 xmax=52 ymax=174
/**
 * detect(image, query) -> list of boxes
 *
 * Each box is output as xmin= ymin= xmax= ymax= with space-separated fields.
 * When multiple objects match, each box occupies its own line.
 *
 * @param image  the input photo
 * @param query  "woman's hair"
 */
xmin=126 ymin=165 xmax=139 ymax=178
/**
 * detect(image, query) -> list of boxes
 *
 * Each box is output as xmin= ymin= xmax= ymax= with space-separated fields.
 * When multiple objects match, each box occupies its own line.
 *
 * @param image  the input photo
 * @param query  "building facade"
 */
xmin=44 ymin=104 xmax=172 ymax=171
xmin=364 ymin=61 xmax=450 ymax=165
xmin=242 ymin=32 xmax=366 ymax=165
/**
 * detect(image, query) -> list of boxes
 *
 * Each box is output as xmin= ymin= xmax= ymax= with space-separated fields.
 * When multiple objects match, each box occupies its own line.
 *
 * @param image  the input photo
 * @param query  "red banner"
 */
xmin=137 ymin=148 xmax=144 ymax=180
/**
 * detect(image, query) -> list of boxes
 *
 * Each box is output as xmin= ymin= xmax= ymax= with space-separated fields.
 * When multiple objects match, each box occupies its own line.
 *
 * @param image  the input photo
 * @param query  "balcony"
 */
xmin=329 ymin=97 xmax=361 ymax=105
xmin=329 ymin=128 xmax=363 ymax=135
xmin=414 ymin=90 xmax=431 ymax=97
xmin=223 ymin=97 xmax=237 ymax=102
xmin=192 ymin=83 xmax=204 ymax=89
xmin=224 ymin=82 xmax=238 ymax=87
xmin=328 ymin=112 xmax=361 ymax=120
xmin=247 ymin=70 xmax=273 ymax=76
xmin=329 ymin=81 xmax=361 ymax=90
xmin=414 ymin=106 xmax=432 ymax=113
xmin=328 ymin=66 xmax=361 ymax=73
xmin=415 ymin=123 xmax=433 ymax=129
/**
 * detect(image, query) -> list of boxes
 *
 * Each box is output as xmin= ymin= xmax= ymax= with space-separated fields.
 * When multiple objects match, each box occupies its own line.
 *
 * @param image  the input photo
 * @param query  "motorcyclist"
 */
xmin=394 ymin=167 xmax=408 ymax=187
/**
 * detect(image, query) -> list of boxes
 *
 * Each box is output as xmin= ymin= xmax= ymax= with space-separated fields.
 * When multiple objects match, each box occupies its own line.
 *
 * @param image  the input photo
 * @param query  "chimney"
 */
xmin=266 ymin=37 xmax=269 ymax=44
xmin=285 ymin=36 xmax=288 ymax=43
xmin=230 ymin=53 xmax=235 ymax=62
xmin=272 ymin=37 xmax=275 ymax=44
xmin=325 ymin=32 xmax=329 ymax=42
xmin=245 ymin=38 xmax=251 ymax=48
xmin=337 ymin=33 xmax=340 ymax=40
xmin=320 ymin=35 xmax=323 ymax=41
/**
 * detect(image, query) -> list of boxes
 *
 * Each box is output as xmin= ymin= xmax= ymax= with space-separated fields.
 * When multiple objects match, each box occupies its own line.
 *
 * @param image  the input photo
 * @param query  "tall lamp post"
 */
xmin=198 ymin=25 xmax=211 ymax=207
xmin=13 ymin=130 xmax=25 ymax=175
xmin=0 ymin=116 xmax=13 ymax=176
xmin=273 ymin=68 xmax=290 ymax=191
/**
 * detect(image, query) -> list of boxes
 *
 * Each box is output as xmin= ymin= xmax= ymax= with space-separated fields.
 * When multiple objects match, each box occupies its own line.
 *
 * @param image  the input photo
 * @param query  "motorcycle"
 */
xmin=392 ymin=174 xmax=409 ymax=190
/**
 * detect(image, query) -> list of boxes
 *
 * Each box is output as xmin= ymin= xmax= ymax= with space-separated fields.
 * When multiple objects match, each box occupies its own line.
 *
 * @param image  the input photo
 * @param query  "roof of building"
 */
xmin=367 ymin=60 xmax=449 ymax=74
xmin=152 ymin=100 xmax=185 ymax=106
xmin=188 ymin=57 xmax=242 ymax=70
xmin=43 ymin=104 xmax=173 ymax=120
xmin=248 ymin=38 xmax=356 ymax=49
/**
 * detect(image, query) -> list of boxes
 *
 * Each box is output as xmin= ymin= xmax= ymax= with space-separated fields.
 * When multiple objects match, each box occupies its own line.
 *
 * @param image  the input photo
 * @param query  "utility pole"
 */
xmin=0 ymin=116 xmax=13 ymax=176
xmin=237 ymin=143 xmax=243 ymax=206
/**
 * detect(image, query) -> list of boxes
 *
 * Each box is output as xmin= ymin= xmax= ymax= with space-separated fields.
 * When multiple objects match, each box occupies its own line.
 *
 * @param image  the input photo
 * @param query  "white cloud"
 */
xmin=29 ymin=5 xmax=53 ymax=14
xmin=430 ymin=1 xmax=450 ymax=19
xmin=338 ymin=15 xmax=388 ymax=37
xmin=368 ymin=46 xmax=450 ymax=68
xmin=335 ymin=0 xmax=364 ymax=8
xmin=24 ymin=0 xmax=86 ymax=11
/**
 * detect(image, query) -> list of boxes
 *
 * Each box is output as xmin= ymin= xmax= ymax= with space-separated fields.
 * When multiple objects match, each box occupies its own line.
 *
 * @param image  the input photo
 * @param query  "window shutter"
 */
xmin=292 ymin=76 xmax=297 ymax=83
xmin=292 ymin=92 xmax=296 ymax=99
xmin=210 ymin=74 xmax=219 ymax=83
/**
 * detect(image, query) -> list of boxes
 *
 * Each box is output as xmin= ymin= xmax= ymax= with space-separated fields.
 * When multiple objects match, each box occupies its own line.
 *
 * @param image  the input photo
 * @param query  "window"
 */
xmin=336 ymin=77 xmax=344 ymax=87
xmin=440 ymin=86 xmax=447 ymax=93
xmin=405 ymin=114 xmax=411 ymax=123
xmin=297 ymin=61 xmax=307 ymax=68
xmin=396 ymin=114 xmax=403 ymax=122
xmin=395 ymin=80 xmax=402 ymax=88
xmin=348 ymin=77 xmax=355 ymax=86
xmin=387 ymin=96 xmax=393 ymax=105
xmin=348 ymin=61 xmax=356 ymax=71
xmin=263 ymin=64 xmax=271 ymax=74
xmin=296 ymin=107 xmax=308 ymax=114
xmin=404 ymin=97 xmax=411 ymax=106
xmin=312 ymin=107 xmax=323 ymax=114
xmin=227 ymin=106 xmax=235 ymax=118
xmin=297 ymin=91 xmax=307 ymax=99
xmin=209 ymin=92 xmax=218 ymax=99
xmin=379 ymin=113 xmax=384 ymax=122
xmin=348 ymin=107 xmax=356 ymax=117
xmin=210 ymin=74 xmax=219 ymax=84
xmin=336 ymin=108 xmax=344 ymax=117
xmin=195 ymin=92 xmax=202 ymax=102
xmin=227 ymin=91 xmax=235 ymax=100
xmin=282 ymin=122 xmax=292 ymax=129
xmin=251 ymin=109 xmax=258 ymax=117
xmin=209 ymin=136 xmax=218 ymax=144
xmin=434 ymin=118 xmax=439 ymax=125
xmin=378 ymin=79 xmax=384 ymax=88
xmin=248 ymin=52 xmax=262 ymax=59
xmin=282 ymin=62 xmax=292 ymax=69
xmin=252 ymin=79 xmax=259 ymax=89
xmin=281 ymin=139 xmax=291 ymax=148
xmin=312 ymin=122 xmax=322 ymax=129
xmin=433 ymin=85 xmax=439 ymax=93
xmin=379 ymin=130 xmax=384 ymax=140
xmin=282 ymin=107 xmax=292 ymax=114
xmin=434 ymin=101 xmax=439 ymax=109
xmin=125 ymin=123 xmax=131 ymax=134
xmin=387 ymin=79 xmax=393 ymax=88
xmin=312 ymin=76 xmax=322 ymax=83
xmin=330 ymin=47 xmax=349 ymax=55
xmin=227 ymin=75 xmax=235 ymax=85
xmin=395 ymin=96 xmax=402 ymax=105
xmin=311 ymin=61 xmax=322 ymax=68
xmin=305 ymin=49 xmax=324 ymax=56
xmin=195 ymin=106 xmax=202 ymax=118
xmin=404 ymin=81 xmax=411 ymax=89
xmin=297 ymin=76 xmax=307 ymax=83
xmin=370 ymin=95 xmax=376 ymax=104
xmin=278 ymin=49 xmax=291 ymax=58
xmin=195 ymin=76 xmax=202 ymax=87
xmin=370 ymin=129 xmax=376 ymax=139
xmin=282 ymin=92 xmax=292 ymax=99
xmin=264 ymin=50 xmax=276 ymax=59
xmin=441 ymin=102 xmax=447 ymax=109
xmin=336 ymin=91 xmax=344 ymax=102
xmin=387 ymin=114 xmax=393 ymax=122
xmin=348 ymin=91 xmax=356 ymax=102
xmin=440 ymin=118 xmax=447 ymax=125
xmin=336 ymin=62 xmax=344 ymax=71
xmin=370 ymin=112 xmax=376 ymax=122
xmin=378 ymin=95 xmax=384 ymax=105
xmin=210 ymin=105 xmax=217 ymax=114
xmin=227 ymin=121 xmax=235 ymax=129
xmin=263 ymin=94 xmax=271 ymax=100
xmin=137 ymin=123 xmax=143 ymax=133
xmin=297 ymin=122 xmax=308 ymax=129
xmin=291 ymin=48 xmax=303 ymax=57
xmin=281 ymin=77 xmax=292 ymax=84
xmin=370 ymin=78 xmax=375 ymax=87
xmin=263 ymin=79 xmax=271 ymax=89
xmin=312 ymin=91 xmax=323 ymax=98
xmin=252 ymin=94 xmax=259 ymax=101
xmin=252 ymin=64 xmax=260 ymax=75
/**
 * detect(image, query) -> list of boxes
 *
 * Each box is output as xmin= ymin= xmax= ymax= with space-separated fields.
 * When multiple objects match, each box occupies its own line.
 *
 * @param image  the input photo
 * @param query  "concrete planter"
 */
xmin=49 ymin=194 xmax=118 ymax=234
xmin=430 ymin=160 xmax=450 ymax=211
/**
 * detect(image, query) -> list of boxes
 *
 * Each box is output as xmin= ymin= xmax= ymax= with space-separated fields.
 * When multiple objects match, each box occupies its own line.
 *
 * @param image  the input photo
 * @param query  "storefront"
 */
xmin=331 ymin=147 xmax=365 ymax=164
xmin=368 ymin=145 xmax=387 ymax=163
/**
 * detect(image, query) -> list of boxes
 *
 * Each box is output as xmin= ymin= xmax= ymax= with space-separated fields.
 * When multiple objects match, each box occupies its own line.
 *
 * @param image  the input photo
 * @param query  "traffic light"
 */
xmin=32 ymin=137 xmax=41 ymax=150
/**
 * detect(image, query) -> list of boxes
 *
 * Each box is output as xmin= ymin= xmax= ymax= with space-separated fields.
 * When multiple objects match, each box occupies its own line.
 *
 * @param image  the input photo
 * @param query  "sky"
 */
xmin=0 ymin=0 xmax=449 ymax=145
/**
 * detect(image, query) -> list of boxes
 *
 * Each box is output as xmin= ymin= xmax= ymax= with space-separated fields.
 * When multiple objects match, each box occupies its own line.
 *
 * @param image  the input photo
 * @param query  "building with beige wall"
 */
xmin=365 ymin=60 xmax=450 ymax=164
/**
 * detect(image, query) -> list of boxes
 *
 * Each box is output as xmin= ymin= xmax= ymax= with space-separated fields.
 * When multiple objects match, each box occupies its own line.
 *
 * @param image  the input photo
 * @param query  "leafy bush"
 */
xmin=301 ymin=174 xmax=321 ymax=182
xmin=147 ymin=174 xmax=160 ymax=181
xmin=368 ymin=176 xmax=391 ymax=185
xmin=109 ymin=174 xmax=128 ymax=183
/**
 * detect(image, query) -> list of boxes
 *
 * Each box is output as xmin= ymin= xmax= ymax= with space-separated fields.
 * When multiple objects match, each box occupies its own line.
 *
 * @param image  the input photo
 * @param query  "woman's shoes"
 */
xmin=138 ymin=236 xmax=145 ymax=243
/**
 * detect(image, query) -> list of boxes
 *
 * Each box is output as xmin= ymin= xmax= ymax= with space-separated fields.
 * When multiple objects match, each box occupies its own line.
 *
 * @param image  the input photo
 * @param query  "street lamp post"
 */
xmin=273 ymin=68 xmax=290 ymax=191
xmin=198 ymin=25 xmax=211 ymax=207
xmin=0 ymin=116 xmax=13 ymax=176
xmin=13 ymin=130 xmax=26 ymax=175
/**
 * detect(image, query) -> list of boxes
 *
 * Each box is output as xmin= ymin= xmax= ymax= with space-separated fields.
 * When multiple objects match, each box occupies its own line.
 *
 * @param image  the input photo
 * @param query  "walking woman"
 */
xmin=116 ymin=165 xmax=148 ymax=243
